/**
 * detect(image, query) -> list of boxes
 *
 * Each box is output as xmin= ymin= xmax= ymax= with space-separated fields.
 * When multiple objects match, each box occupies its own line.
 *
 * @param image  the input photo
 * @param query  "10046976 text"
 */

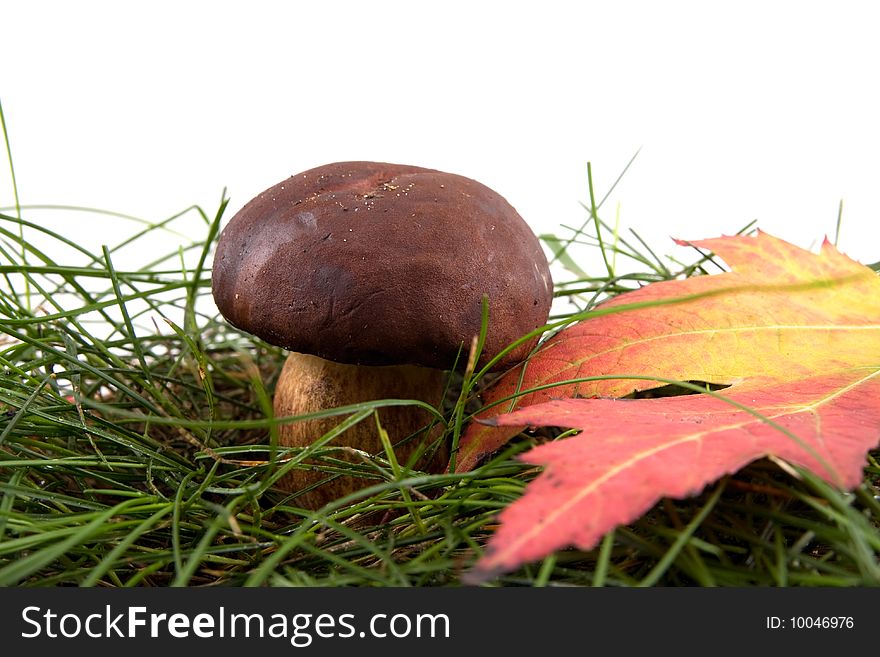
xmin=765 ymin=616 xmax=855 ymax=630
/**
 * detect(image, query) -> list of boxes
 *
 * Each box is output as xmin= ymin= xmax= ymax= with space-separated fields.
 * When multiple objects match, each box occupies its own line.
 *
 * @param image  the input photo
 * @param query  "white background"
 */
xmin=3 ymin=0 xmax=879 ymax=281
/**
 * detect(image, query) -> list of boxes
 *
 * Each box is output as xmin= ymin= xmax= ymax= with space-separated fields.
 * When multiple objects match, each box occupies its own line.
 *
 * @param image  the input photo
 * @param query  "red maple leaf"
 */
xmin=460 ymin=233 xmax=880 ymax=582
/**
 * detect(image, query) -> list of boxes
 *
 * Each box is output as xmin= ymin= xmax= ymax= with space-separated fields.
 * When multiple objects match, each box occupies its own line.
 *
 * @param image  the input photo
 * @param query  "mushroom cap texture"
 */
xmin=211 ymin=161 xmax=553 ymax=370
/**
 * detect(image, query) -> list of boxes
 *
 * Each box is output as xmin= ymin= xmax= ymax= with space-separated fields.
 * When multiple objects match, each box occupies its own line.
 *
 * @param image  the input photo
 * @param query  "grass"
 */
xmin=1 ymin=124 xmax=879 ymax=587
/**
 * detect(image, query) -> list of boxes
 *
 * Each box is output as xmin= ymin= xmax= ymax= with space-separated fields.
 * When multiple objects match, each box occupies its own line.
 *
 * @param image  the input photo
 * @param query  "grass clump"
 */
xmin=1 ymin=124 xmax=878 ymax=586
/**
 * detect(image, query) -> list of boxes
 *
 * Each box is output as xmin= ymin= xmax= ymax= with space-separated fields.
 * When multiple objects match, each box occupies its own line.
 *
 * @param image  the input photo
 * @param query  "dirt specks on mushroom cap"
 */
xmin=212 ymin=161 xmax=553 ymax=370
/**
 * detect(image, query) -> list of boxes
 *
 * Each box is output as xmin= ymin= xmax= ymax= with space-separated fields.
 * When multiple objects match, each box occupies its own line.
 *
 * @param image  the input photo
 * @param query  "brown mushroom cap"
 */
xmin=211 ymin=161 xmax=553 ymax=370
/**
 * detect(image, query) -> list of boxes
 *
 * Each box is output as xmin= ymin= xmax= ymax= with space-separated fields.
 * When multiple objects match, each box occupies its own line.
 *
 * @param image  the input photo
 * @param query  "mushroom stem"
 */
xmin=273 ymin=352 xmax=447 ymax=509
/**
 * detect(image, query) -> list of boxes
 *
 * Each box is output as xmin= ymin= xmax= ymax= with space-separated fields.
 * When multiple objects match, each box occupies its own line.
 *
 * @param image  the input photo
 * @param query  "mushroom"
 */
xmin=211 ymin=161 xmax=553 ymax=508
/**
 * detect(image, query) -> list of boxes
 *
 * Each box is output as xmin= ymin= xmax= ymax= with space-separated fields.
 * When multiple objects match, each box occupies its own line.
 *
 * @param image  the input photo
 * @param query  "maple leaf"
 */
xmin=460 ymin=232 xmax=880 ymax=583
